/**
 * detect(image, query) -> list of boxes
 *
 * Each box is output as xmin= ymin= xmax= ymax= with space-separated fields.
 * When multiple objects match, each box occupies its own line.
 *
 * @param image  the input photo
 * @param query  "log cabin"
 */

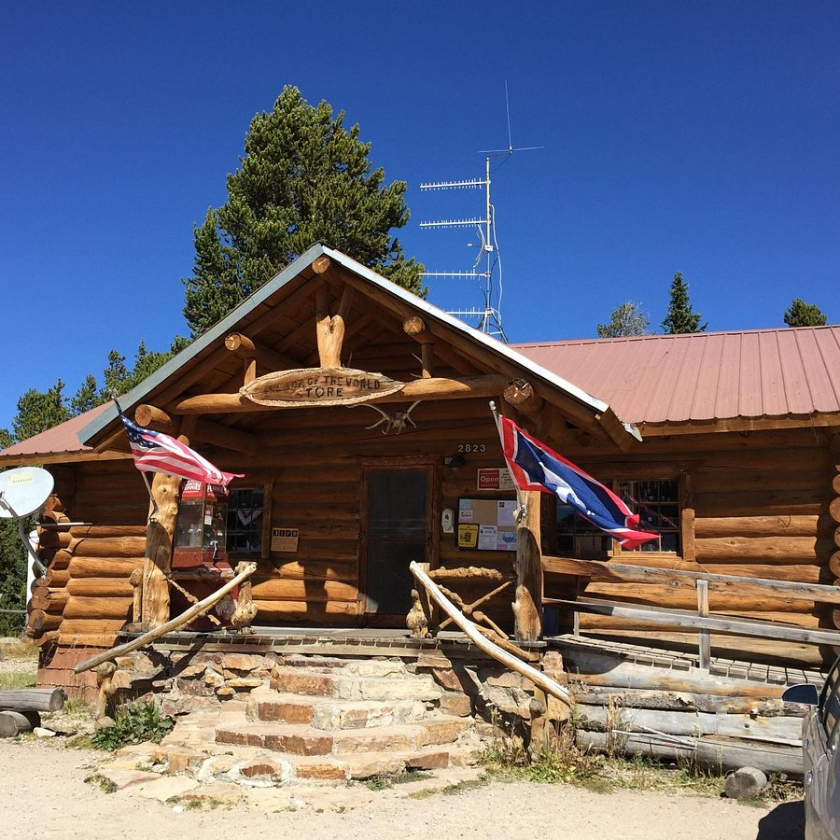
xmin=2 ymin=243 xmax=839 ymax=701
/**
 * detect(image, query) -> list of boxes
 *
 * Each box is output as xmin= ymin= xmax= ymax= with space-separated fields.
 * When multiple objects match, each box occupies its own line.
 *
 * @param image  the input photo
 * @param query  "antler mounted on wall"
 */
xmin=354 ymin=401 xmax=421 ymax=435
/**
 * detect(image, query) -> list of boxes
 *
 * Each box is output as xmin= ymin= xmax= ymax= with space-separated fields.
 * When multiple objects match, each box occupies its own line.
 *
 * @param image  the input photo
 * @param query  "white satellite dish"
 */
xmin=0 ymin=467 xmax=54 ymax=578
xmin=0 ymin=467 xmax=54 ymax=519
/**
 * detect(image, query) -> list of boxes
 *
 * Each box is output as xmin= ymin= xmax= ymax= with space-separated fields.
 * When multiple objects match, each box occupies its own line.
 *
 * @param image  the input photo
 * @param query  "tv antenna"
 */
xmin=0 ymin=466 xmax=54 ymax=577
xmin=419 ymin=83 xmax=541 ymax=341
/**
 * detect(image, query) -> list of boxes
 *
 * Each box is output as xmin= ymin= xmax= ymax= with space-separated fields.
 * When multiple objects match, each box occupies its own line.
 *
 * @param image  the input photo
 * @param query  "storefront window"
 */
xmin=226 ymin=488 xmax=264 ymax=555
xmin=554 ymin=478 xmax=680 ymax=556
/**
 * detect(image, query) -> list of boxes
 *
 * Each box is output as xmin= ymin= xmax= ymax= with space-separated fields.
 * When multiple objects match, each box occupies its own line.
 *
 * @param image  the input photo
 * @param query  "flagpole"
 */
xmin=489 ymin=400 xmax=526 ymax=523
xmin=113 ymin=395 xmax=159 ymax=522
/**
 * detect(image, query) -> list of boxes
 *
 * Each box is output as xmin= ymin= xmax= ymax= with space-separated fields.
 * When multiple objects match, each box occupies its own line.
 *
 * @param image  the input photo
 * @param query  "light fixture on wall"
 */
xmin=443 ymin=453 xmax=466 ymax=469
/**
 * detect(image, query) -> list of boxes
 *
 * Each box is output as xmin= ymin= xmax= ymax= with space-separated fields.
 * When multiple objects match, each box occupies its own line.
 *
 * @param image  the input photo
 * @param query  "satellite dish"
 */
xmin=0 ymin=467 xmax=54 ymax=519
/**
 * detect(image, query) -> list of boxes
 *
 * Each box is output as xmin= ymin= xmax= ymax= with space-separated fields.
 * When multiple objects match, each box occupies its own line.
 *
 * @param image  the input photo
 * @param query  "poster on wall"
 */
xmin=271 ymin=527 xmax=300 ymax=552
xmin=456 ymin=498 xmax=517 ymax=551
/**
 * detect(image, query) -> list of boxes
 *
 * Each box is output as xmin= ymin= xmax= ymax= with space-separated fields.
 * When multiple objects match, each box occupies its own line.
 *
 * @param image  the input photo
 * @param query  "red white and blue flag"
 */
xmin=498 ymin=416 xmax=658 ymax=550
xmin=119 ymin=411 xmax=243 ymax=487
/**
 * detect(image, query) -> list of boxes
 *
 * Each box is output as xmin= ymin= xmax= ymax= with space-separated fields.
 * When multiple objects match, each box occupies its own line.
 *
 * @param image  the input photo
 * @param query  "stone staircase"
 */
xmin=96 ymin=653 xmax=487 ymax=801
xmin=212 ymin=656 xmax=481 ymax=783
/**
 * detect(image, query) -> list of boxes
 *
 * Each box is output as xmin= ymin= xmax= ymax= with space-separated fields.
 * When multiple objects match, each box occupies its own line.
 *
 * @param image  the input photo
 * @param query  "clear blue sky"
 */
xmin=2 ymin=1 xmax=838 ymax=434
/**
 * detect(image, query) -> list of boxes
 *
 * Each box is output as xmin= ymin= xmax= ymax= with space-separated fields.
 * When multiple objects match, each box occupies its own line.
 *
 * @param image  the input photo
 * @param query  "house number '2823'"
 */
xmin=457 ymin=443 xmax=487 ymax=453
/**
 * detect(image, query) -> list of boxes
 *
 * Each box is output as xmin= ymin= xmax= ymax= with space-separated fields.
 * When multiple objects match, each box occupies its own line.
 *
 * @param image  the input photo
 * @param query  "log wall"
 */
xmin=553 ymin=427 xmax=838 ymax=665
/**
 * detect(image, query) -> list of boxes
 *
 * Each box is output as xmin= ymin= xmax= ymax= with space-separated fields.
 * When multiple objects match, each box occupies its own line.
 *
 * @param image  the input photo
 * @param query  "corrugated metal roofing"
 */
xmin=514 ymin=325 xmax=840 ymax=426
xmin=0 ymin=402 xmax=112 ymax=462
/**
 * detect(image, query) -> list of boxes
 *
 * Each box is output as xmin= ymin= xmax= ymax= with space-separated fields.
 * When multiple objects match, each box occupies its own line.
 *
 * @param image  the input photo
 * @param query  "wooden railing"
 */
xmin=543 ymin=555 xmax=840 ymax=666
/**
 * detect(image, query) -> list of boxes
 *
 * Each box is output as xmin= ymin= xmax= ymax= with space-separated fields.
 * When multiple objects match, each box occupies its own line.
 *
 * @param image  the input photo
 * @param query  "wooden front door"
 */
xmin=362 ymin=466 xmax=432 ymax=624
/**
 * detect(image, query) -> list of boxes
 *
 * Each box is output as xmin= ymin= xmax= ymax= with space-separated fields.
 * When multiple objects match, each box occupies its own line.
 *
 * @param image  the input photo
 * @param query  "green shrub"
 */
xmin=91 ymin=701 xmax=174 ymax=751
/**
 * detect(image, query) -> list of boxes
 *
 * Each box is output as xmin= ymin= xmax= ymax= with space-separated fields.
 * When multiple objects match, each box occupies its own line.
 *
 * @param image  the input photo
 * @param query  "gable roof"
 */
xmin=0 ymin=244 xmax=633 ymax=465
xmin=515 ymin=325 xmax=840 ymax=431
xmin=76 ymin=244 xmax=630 ymax=448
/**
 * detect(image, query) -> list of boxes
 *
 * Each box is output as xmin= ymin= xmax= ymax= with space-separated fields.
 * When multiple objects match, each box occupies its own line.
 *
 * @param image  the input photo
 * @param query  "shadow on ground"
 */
xmin=756 ymin=801 xmax=805 ymax=839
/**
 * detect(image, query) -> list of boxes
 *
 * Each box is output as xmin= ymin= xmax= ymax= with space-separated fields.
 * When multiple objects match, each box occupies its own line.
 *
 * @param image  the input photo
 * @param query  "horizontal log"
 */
xmin=26 ymin=610 xmax=62 ymax=634
xmin=695 ymin=536 xmax=828 ymax=562
xmin=558 ymin=651 xmax=792 ymax=698
xmin=695 ymin=489 xmax=828 ymax=517
xmin=62 ymin=596 xmax=133 ymax=621
xmin=67 ymin=558 xmax=144 ymax=578
xmin=694 ymin=515 xmax=822 ymax=538
xmin=581 ymin=582 xmax=816 ymax=613
xmin=692 ymin=472 xmax=822 ymax=494
xmin=576 ymin=704 xmax=802 ymax=745
xmin=542 ymin=556 xmax=840 ymax=604
xmin=67 ymin=525 xmax=147 ymax=538
xmin=252 ymin=599 xmax=359 ymax=618
xmin=266 ymin=559 xmax=357 ymax=580
xmin=0 ymin=688 xmax=66 ymax=712
xmin=577 ymin=731 xmax=802 ymax=777
xmin=548 ymin=596 xmax=840 ymax=646
xmin=571 ymin=688 xmax=801 ymax=716
xmin=69 ymin=537 xmax=147 ymax=558
xmin=65 ymin=579 xmax=136 ymax=598
xmin=29 ymin=589 xmax=67 ymax=612
xmin=429 ymin=567 xmax=512 ymax=582
xmin=247 ymin=579 xmax=358 ymax=601
xmin=43 ymin=568 xmax=70 ymax=588
xmin=169 ymin=375 xmax=508 ymax=414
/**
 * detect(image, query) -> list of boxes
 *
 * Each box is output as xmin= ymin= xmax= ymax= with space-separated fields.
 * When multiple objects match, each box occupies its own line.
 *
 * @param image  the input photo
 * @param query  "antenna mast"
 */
xmin=419 ymin=85 xmax=540 ymax=342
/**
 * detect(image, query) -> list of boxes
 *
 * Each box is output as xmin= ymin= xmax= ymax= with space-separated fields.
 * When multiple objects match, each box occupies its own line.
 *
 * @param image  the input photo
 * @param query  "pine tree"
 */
xmin=183 ymin=86 xmax=424 ymax=337
xmin=12 ymin=381 xmax=70 ymax=442
xmin=70 ymin=375 xmax=98 ymax=416
xmin=597 ymin=302 xmax=650 ymax=338
xmin=662 ymin=273 xmax=707 ymax=334
xmin=784 ymin=299 xmax=827 ymax=327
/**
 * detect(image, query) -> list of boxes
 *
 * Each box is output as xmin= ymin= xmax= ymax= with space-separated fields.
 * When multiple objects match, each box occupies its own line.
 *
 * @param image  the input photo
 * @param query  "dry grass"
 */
xmin=0 ymin=637 xmax=38 ymax=661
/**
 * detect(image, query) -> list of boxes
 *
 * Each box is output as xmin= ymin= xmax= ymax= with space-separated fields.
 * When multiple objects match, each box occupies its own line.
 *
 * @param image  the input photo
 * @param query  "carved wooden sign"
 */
xmin=240 ymin=367 xmax=406 ymax=407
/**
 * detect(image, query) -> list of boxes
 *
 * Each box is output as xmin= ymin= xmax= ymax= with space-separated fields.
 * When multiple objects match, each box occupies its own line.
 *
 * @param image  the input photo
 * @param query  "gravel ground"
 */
xmin=0 ymin=739 xmax=804 ymax=840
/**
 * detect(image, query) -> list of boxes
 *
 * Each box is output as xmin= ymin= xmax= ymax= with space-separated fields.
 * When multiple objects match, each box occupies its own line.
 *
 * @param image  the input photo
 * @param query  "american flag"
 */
xmin=498 ymin=416 xmax=658 ymax=550
xmin=119 ymin=412 xmax=243 ymax=486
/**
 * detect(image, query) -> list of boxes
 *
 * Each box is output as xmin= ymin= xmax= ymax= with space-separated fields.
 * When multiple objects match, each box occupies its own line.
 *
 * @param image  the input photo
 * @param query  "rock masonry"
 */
xmin=93 ymin=648 xmax=562 ymax=806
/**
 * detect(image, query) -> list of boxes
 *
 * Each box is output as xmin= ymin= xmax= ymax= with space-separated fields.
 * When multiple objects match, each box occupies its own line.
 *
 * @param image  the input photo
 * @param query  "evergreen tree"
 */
xmin=183 ymin=86 xmax=423 ymax=336
xmin=70 ymin=375 xmax=98 ymax=416
xmin=662 ymin=273 xmax=707 ymax=334
xmin=597 ymin=302 xmax=651 ymax=338
xmin=12 ymin=381 xmax=70 ymax=442
xmin=784 ymin=298 xmax=827 ymax=327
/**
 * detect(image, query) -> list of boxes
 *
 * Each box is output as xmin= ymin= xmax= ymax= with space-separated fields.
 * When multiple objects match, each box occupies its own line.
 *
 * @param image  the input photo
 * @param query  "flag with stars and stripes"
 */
xmin=119 ymin=411 xmax=242 ymax=486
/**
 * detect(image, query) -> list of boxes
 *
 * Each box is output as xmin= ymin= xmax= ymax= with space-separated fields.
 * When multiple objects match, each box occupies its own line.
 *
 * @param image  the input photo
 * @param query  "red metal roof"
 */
xmin=0 ymin=402 xmax=112 ymax=463
xmin=514 ymin=326 xmax=840 ymax=427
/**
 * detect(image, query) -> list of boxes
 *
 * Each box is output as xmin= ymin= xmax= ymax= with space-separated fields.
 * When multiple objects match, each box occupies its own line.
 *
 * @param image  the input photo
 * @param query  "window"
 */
xmin=226 ymin=488 xmax=264 ymax=555
xmin=554 ymin=478 xmax=681 ymax=557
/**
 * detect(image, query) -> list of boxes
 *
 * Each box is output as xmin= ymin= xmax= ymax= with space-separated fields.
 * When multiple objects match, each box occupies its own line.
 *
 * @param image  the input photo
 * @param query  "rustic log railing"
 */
xmin=73 ymin=562 xmax=257 ymax=674
xmin=409 ymin=561 xmax=571 ymax=708
xmin=543 ymin=554 xmax=840 ymax=653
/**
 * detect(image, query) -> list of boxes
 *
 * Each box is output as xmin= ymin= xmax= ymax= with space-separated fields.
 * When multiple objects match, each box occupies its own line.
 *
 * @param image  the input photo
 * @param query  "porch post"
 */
xmin=514 ymin=490 xmax=543 ymax=641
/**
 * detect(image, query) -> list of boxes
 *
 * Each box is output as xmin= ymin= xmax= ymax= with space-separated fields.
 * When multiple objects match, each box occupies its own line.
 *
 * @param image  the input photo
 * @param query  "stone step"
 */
xmin=248 ymin=688 xmax=428 ymax=730
xmin=215 ymin=717 xmax=473 ymax=757
xmin=270 ymin=666 xmax=442 ymax=702
xmin=280 ymin=655 xmax=411 ymax=678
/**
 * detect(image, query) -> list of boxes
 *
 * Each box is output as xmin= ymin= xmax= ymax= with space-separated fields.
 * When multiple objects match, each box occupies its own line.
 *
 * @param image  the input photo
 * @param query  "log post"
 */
xmin=129 ymin=568 xmax=143 ymax=626
xmin=315 ymin=286 xmax=354 ymax=369
xmin=141 ymin=472 xmax=181 ymax=630
xmin=94 ymin=661 xmax=116 ymax=730
xmin=231 ymin=561 xmax=258 ymax=634
xmin=697 ymin=579 xmax=711 ymax=670
xmin=514 ymin=490 xmax=543 ymax=641
xmin=421 ymin=343 xmax=434 ymax=379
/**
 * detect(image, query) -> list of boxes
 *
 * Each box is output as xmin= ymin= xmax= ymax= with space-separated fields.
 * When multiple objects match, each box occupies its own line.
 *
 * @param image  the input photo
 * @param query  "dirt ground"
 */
xmin=0 ymin=738 xmax=804 ymax=840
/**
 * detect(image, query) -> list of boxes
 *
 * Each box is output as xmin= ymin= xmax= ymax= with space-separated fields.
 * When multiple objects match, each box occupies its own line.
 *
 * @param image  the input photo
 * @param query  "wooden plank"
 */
xmin=542 ymin=555 xmax=840 ymax=604
xmin=546 ymin=596 xmax=840 ymax=646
